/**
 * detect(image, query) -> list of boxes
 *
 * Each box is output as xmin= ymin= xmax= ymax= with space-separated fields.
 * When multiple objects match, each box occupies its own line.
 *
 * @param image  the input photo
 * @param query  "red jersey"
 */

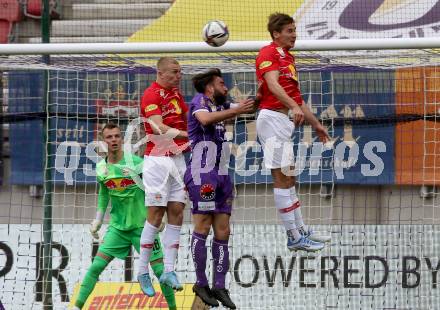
xmin=255 ymin=42 xmax=303 ymax=110
xmin=141 ymin=82 xmax=189 ymax=156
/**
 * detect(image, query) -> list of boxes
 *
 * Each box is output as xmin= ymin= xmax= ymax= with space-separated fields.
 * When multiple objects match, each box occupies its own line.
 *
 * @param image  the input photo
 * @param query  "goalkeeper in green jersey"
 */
xmin=73 ymin=123 xmax=176 ymax=310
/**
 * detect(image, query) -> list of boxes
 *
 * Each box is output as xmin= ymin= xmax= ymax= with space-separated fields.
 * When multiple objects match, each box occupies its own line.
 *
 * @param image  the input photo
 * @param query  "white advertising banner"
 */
xmin=0 ymin=224 xmax=439 ymax=309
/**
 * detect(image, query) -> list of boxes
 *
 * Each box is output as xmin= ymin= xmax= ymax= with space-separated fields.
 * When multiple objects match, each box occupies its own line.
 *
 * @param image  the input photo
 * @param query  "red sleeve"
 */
xmin=256 ymin=47 xmax=279 ymax=76
xmin=293 ymin=92 xmax=304 ymax=105
xmin=141 ymin=91 xmax=162 ymax=118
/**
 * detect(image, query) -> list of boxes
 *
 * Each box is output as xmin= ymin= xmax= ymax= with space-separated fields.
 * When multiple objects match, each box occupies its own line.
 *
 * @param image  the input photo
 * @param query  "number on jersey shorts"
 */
xmin=143 ymin=154 xmax=187 ymax=206
xmin=256 ymin=109 xmax=295 ymax=169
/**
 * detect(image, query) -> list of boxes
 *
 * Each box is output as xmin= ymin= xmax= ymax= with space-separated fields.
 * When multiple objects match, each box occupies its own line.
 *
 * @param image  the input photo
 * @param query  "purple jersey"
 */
xmin=185 ymin=93 xmax=234 ymax=215
xmin=187 ymin=93 xmax=230 ymax=166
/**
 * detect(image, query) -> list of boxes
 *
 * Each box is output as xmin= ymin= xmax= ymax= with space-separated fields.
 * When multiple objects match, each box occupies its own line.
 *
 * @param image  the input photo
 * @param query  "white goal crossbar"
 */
xmin=0 ymin=37 xmax=440 ymax=55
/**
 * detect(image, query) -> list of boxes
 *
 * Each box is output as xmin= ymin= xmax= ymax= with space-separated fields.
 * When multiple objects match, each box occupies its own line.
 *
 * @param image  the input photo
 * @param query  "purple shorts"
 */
xmin=184 ymin=168 xmax=233 ymax=215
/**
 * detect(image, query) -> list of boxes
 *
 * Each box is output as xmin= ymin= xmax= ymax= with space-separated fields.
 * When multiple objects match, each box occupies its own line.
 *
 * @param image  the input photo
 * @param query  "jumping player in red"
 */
xmin=137 ymin=57 xmax=189 ymax=296
xmin=256 ymin=13 xmax=331 ymax=252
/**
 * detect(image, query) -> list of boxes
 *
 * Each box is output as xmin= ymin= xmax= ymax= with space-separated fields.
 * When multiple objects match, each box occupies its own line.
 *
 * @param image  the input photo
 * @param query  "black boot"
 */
xmin=193 ymin=284 xmax=219 ymax=307
xmin=211 ymin=288 xmax=236 ymax=309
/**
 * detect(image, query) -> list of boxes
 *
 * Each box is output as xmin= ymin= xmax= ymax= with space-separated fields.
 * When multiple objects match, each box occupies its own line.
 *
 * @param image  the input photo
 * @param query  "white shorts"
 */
xmin=143 ymin=154 xmax=187 ymax=206
xmin=256 ymin=109 xmax=295 ymax=169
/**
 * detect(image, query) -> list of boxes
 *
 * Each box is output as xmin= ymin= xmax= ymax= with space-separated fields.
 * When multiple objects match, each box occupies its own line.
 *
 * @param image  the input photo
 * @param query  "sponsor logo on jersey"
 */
xmin=145 ymin=104 xmax=159 ymax=113
xmin=197 ymin=201 xmax=216 ymax=211
xmin=169 ymin=98 xmax=182 ymax=114
xmin=288 ymin=64 xmax=298 ymax=81
xmin=259 ymin=60 xmax=272 ymax=69
xmin=200 ymin=184 xmax=215 ymax=200
xmin=104 ymin=178 xmax=136 ymax=190
xmin=161 ymin=97 xmax=183 ymax=117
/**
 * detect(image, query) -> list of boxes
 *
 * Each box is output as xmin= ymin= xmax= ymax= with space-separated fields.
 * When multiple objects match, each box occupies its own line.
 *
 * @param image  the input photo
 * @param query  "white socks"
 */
xmin=162 ymin=224 xmax=182 ymax=273
xmin=138 ymin=222 xmax=182 ymax=275
xmin=289 ymin=186 xmax=307 ymax=232
xmin=274 ymin=188 xmax=301 ymax=240
xmin=138 ymin=221 xmax=159 ymax=275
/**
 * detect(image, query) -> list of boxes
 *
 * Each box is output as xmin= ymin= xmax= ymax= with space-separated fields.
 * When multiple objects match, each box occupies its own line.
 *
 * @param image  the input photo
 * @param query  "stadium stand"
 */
xmin=0 ymin=0 xmax=22 ymax=43
xmin=23 ymin=0 xmax=60 ymax=19
xmin=17 ymin=0 xmax=173 ymax=43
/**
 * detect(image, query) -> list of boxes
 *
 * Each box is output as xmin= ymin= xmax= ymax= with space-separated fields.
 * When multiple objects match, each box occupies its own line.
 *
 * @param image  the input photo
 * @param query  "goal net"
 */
xmin=1 ymin=42 xmax=440 ymax=310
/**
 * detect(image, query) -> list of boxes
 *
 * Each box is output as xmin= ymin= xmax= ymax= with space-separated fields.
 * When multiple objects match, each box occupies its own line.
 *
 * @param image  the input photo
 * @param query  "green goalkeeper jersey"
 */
xmin=96 ymin=153 xmax=145 ymax=231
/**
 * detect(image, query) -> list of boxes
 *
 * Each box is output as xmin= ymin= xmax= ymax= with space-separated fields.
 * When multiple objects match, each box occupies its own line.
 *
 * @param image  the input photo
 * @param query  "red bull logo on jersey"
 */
xmin=104 ymin=178 xmax=136 ymax=191
xmin=288 ymin=64 xmax=298 ymax=81
xmin=161 ymin=98 xmax=182 ymax=117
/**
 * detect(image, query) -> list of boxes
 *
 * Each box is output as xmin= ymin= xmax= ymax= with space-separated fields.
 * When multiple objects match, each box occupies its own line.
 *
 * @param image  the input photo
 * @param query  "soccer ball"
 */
xmin=202 ymin=20 xmax=229 ymax=47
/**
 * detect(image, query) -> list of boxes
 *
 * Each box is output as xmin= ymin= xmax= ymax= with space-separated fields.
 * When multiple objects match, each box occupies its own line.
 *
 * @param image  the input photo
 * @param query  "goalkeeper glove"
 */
xmin=90 ymin=219 xmax=102 ymax=240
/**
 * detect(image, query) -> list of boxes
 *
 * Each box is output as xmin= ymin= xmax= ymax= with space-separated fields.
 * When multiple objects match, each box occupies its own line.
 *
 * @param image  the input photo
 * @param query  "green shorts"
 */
xmin=98 ymin=226 xmax=163 ymax=261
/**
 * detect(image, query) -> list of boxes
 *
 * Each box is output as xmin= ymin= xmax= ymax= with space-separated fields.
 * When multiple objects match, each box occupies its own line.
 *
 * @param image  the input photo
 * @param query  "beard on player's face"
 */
xmin=213 ymin=89 xmax=227 ymax=106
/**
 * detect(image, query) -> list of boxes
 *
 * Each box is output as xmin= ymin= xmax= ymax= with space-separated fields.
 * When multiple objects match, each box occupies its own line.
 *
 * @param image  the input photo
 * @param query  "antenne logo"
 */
xmin=295 ymin=0 xmax=440 ymax=39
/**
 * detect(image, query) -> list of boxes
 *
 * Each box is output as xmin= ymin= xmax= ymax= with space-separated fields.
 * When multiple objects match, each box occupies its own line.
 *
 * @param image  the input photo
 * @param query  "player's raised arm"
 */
xmin=147 ymin=114 xmax=188 ymax=139
xmin=142 ymin=94 xmax=188 ymax=139
xmin=194 ymin=99 xmax=254 ymax=126
xmin=192 ymin=69 xmax=254 ymax=126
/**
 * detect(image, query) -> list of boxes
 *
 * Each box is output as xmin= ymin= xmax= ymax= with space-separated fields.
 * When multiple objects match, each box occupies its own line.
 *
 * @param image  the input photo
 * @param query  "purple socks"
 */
xmin=191 ymin=232 xmax=230 ymax=289
xmin=212 ymin=238 xmax=229 ymax=289
xmin=191 ymin=232 xmax=208 ymax=287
